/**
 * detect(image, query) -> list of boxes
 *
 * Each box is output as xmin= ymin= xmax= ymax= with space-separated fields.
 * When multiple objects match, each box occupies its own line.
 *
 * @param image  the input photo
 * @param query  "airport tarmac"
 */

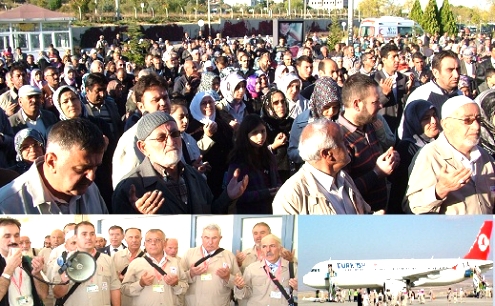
xmin=298 ymin=297 xmax=493 ymax=305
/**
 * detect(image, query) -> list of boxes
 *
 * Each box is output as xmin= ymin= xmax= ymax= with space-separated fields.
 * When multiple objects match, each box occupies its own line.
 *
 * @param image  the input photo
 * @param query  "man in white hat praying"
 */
xmin=406 ymin=95 xmax=494 ymax=214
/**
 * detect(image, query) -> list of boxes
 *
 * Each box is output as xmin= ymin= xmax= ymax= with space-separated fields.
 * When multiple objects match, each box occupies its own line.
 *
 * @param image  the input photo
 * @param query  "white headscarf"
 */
xmin=220 ymin=72 xmax=246 ymax=104
xmin=190 ymin=91 xmax=217 ymax=124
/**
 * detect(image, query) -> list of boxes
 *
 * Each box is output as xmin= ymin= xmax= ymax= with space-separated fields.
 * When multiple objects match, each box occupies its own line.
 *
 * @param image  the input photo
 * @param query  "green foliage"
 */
xmin=409 ymin=0 xmax=422 ymax=25
xmin=327 ymin=14 xmax=343 ymax=51
xmin=439 ymin=0 xmax=457 ymax=35
xmin=48 ymin=0 xmax=62 ymax=10
xmin=122 ymin=24 xmax=149 ymax=66
xmin=422 ymin=0 xmax=440 ymax=34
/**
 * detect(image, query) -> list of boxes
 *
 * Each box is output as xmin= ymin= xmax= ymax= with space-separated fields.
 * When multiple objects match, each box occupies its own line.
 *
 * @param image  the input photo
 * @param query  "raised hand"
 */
xmin=435 ymin=164 xmax=472 ymax=199
xmin=139 ymin=271 xmax=155 ymax=287
xmin=129 ymin=184 xmax=164 ymax=214
xmin=227 ymin=168 xmax=249 ymax=200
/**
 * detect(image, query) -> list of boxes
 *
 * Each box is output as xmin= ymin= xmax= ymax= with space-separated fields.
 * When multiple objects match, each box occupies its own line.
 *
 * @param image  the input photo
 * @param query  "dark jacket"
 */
xmin=112 ymin=157 xmax=234 ymax=214
xmin=374 ymin=69 xmax=409 ymax=132
xmin=98 ymin=244 xmax=127 ymax=255
xmin=8 ymin=109 xmax=58 ymax=136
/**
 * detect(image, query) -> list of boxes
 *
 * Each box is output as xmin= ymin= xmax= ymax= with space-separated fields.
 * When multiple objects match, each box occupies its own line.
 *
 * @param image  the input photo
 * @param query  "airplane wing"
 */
xmin=400 ymin=268 xmax=448 ymax=283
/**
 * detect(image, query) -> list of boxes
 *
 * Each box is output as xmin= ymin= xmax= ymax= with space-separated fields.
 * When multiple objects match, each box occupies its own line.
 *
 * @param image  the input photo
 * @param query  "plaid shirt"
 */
xmin=338 ymin=114 xmax=388 ymax=211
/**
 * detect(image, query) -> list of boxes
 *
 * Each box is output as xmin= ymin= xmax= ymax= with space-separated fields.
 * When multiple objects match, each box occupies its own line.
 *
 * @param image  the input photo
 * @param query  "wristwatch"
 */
xmin=1 ymin=273 xmax=11 ymax=280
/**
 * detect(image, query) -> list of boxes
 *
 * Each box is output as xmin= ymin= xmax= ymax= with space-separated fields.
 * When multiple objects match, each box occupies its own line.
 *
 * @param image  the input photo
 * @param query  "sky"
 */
xmin=298 ymin=216 xmax=493 ymax=291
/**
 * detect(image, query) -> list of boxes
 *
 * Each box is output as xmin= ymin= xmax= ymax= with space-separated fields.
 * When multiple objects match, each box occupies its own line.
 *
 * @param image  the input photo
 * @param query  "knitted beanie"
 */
xmin=136 ymin=112 xmax=176 ymax=141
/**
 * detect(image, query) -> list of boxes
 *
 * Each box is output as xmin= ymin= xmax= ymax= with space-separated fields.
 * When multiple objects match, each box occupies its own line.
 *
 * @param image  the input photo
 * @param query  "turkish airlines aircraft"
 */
xmin=302 ymin=220 xmax=492 ymax=292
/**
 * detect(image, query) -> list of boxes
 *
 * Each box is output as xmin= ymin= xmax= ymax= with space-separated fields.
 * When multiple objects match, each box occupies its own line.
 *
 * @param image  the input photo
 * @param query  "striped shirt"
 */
xmin=338 ymin=114 xmax=388 ymax=211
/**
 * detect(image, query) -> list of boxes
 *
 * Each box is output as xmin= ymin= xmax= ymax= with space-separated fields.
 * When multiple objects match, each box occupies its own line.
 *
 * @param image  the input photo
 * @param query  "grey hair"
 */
xmin=298 ymin=119 xmax=338 ymax=162
xmin=203 ymin=223 xmax=222 ymax=236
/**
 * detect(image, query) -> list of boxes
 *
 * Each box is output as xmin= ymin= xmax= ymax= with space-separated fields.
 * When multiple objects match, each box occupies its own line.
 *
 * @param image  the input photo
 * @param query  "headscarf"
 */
xmin=190 ymin=91 xmax=217 ymax=124
xmin=402 ymin=99 xmax=437 ymax=146
xmin=63 ymin=65 xmax=76 ymax=86
xmin=30 ymin=69 xmax=44 ymax=89
xmin=278 ymin=73 xmax=302 ymax=102
xmin=198 ymin=72 xmax=220 ymax=101
xmin=274 ymin=64 xmax=289 ymax=85
xmin=246 ymin=74 xmax=260 ymax=99
xmin=309 ymin=76 xmax=340 ymax=119
xmin=53 ymin=85 xmax=87 ymax=121
xmin=14 ymin=128 xmax=45 ymax=162
xmin=220 ymin=72 xmax=246 ymax=104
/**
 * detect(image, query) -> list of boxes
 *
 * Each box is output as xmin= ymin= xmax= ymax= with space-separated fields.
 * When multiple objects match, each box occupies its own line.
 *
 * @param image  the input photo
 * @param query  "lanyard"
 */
xmin=201 ymin=247 xmax=211 ymax=270
xmin=11 ymin=267 xmax=23 ymax=295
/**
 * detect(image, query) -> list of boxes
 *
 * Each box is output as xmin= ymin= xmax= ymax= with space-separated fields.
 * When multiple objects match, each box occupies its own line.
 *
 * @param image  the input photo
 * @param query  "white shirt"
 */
xmin=6 ymin=262 xmax=34 ymax=306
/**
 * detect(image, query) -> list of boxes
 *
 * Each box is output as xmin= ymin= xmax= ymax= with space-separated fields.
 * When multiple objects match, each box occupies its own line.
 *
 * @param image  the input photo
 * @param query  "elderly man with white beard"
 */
xmin=406 ymin=95 xmax=495 ymax=214
xmin=112 ymin=111 xmax=249 ymax=214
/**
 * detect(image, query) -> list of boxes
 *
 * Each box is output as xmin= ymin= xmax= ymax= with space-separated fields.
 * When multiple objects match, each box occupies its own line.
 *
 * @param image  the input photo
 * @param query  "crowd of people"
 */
xmin=0 ymin=29 xmax=493 ymax=214
xmin=0 ymin=217 xmax=297 ymax=306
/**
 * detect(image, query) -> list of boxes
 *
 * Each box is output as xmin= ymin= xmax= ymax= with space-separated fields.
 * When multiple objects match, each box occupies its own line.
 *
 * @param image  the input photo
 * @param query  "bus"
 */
xmin=359 ymin=16 xmax=423 ymax=39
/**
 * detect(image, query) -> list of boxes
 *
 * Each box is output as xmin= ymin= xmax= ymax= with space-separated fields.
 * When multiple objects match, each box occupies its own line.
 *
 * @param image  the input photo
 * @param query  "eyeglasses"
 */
xmin=147 ymin=130 xmax=181 ymax=143
xmin=145 ymin=238 xmax=163 ymax=244
xmin=45 ymin=74 xmax=58 ymax=77
xmin=448 ymin=116 xmax=482 ymax=125
xmin=20 ymin=142 xmax=43 ymax=151
xmin=200 ymin=100 xmax=215 ymax=106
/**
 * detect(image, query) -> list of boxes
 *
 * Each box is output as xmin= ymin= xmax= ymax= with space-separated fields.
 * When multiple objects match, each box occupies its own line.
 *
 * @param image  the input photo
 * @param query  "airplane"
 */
xmin=303 ymin=220 xmax=493 ymax=294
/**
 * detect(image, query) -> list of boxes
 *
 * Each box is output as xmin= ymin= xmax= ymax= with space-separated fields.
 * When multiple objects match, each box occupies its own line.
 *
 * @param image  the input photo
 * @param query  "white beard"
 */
xmin=162 ymin=149 xmax=182 ymax=167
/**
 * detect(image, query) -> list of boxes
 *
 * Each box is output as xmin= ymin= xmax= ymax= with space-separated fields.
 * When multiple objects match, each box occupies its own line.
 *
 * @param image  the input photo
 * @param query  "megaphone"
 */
xmin=57 ymin=251 xmax=96 ymax=283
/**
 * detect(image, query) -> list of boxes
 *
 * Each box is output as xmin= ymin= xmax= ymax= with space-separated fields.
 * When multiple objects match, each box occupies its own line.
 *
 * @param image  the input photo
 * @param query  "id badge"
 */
xmin=201 ymin=273 xmax=212 ymax=281
xmin=152 ymin=285 xmax=165 ymax=292
xmin=16 ymin=296 xmax=29 ymax=305
xmin=270 ymin=291 xmax=282 ymax=299
xmin=87 ymin=284 xmax=99 ymax=293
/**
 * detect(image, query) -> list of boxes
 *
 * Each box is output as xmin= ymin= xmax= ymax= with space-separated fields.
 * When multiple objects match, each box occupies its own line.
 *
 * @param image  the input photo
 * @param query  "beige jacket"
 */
xmin=121 ymin=255 xmax=188 ymax=306
xmin=406 ymin=132 xmax=495 ymax=214
xmin=181 ymin=246 xmax=240 ymax=306
xmin=272 ymin=164 xmax=371 ymax=214
xmin=234 ymin=258 xmax=297 ymax=306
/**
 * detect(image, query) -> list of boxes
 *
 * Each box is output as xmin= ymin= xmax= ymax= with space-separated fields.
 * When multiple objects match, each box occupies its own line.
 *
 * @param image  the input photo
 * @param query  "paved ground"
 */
xmin=298 ymin=296 xmax=493 ymax=305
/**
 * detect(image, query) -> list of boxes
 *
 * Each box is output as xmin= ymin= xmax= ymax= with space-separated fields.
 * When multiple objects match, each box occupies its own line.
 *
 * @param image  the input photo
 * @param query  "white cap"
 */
xmin=441 ymin=95 xmax=477 ymax=119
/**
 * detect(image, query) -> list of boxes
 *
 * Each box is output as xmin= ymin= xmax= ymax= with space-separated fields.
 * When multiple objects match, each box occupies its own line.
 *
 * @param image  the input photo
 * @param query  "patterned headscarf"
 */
xmin=190 ymin=91 xmax=217 ymax=124
xmin=14 ymin=128 xmax=45 ymax=162
xmin=309 ymin=76 xmax=340 ymax=119
xmin=198 ymin=72 xmax=221 ymax=101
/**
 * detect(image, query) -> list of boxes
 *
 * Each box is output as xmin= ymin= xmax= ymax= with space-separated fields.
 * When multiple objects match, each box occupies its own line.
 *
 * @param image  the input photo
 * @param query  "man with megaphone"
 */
xmin=51 ymin=221 xmax=121 ymax=306
xmin=0 ymin=217 xmax=48 ymax=306
xmin=121 ymin=229 xmax=188 ymax=306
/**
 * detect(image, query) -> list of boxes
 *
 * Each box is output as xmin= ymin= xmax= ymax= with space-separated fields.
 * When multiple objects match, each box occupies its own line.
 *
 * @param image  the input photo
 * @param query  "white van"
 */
xmin=359 ymin=16 xmax=424 ymax=39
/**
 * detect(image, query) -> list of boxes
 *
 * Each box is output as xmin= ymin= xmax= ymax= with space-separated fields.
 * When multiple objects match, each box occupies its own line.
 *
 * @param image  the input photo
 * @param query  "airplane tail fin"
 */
xmin=463 ymin=220 xmax=492 ymax=260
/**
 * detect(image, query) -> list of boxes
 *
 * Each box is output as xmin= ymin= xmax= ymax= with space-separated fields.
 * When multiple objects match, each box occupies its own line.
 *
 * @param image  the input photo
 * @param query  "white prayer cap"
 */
xmin=65 ymin=230 xmax=75 ymax=239
xmin=441 ymin=95 xmax=477 ymax=119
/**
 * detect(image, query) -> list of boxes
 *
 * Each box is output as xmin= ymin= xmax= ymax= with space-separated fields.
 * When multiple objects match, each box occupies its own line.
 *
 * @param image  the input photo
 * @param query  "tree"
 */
xmin=439 ymin=0 xmax=456 ymax=35
xmin=48 ymin=0 xmax=62 ymax=10
xmin=409 ymin=0 xmax=422 ymax=25
xmin=422 ymin=0 xmax=440 ymax=35
xmin=357 ymin=0 xmax=384 ymax=18
xmin=327 ymin=14 xmax=344 ymax=51
xmin=122 ymin=24 xmax=149 ymax=67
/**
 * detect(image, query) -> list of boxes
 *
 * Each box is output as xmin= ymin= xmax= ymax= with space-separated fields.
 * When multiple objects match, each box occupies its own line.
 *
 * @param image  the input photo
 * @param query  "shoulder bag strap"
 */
xmin=144 ymin=256 xmax=167 ymax=276
xmin=120 ymin=251 xmax=145 ymax=276
xmin=193 ymin=248 xmax=224 ymax=267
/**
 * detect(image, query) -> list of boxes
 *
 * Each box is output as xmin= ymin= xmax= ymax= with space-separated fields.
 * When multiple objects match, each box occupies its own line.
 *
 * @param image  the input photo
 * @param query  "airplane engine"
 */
xmin=383 ymin=280 xmax=406 ymax=295
xmin=464 ymin=269 xmax=473 ymax=278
